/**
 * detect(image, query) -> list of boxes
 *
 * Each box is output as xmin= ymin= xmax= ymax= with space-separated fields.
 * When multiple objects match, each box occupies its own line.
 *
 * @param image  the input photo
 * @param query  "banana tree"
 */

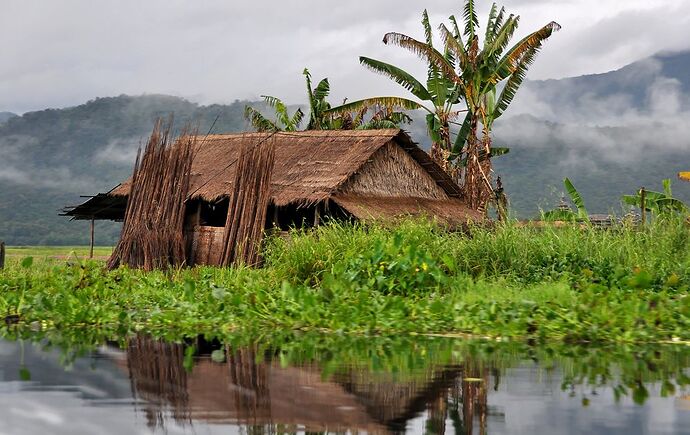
xmin=622 ymin=179 xmax=688 ymax=215
xmin=430 ymin=1 xmax=560 ymax=209
xmin=244 ymin=95 xmax=304 ymax=132
xmin=324 ymin=10 xmax=465 ymax=175
xmin=542 ymin=178 xmax=590 ymax=222
xmin=303 ymin=68 xmax=333 ymax=130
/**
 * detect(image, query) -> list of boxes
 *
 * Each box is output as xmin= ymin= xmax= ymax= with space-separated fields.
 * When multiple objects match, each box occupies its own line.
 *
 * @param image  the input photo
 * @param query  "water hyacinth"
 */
xmin=0 ymin=218 xmax=688 ymax=343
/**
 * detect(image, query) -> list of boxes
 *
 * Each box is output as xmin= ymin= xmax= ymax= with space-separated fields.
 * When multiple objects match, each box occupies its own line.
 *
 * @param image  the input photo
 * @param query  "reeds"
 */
xmin=220 ymin=135 xmax=276 ymax=267
xmin=108 ymin=119 xmax=196 ymax=270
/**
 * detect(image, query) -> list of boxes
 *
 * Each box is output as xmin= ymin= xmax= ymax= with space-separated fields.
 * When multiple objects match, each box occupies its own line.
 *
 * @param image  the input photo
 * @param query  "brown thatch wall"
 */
xmin=188 ymin=226 xmax=224 ymax=266
xmin=338 ymin=142 xmax=448 ymax=200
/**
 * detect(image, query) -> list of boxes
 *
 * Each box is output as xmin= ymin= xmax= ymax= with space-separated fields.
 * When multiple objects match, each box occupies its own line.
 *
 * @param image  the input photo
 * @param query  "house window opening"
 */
xmin=199 ymin=199 xmax=229 ymax=227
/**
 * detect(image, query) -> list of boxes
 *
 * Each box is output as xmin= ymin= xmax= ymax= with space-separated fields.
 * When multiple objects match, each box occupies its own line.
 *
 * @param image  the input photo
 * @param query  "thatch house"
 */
xmin=64 ymin=129 xmax=480 ymax=266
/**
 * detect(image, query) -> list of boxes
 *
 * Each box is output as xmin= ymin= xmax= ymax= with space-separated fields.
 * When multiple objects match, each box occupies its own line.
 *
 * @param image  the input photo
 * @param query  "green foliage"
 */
xmin=542 ymin=178 xmax=590 ymax=222
xmin=244 ymin=95 xmax=304 ymax=132
xmin=1 ymin=219 xmax=689 ymax=343
xmin=622 ymin=179 xmax=689 ymax=216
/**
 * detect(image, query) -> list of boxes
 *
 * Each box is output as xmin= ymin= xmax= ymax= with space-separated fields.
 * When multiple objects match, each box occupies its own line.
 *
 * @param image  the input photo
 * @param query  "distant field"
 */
xmin=5 ymin=246 xmax=113 ymax=262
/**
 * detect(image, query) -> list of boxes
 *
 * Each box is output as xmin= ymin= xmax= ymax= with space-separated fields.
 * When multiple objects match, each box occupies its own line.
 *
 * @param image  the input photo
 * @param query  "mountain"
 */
xmin=0 ymin=112 xmax=17 ymax=124
xmin=1 ymin=51 xmax=689 ymax=245
xmin=495 ymin=50 xmax=690 ymax=216
xmin=0 ymin=95 xmax=250 ymax=245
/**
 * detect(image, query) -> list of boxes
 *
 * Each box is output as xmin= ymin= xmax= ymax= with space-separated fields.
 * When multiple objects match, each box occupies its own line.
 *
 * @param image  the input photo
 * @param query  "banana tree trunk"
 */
xmin=462 ymin=121 xmax=494 ymax=211
xmin=429 ymin=114 xmax=460 ymax=182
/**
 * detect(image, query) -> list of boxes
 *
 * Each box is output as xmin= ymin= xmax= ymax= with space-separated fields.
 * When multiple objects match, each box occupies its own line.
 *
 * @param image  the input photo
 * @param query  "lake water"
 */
xmin=0 ymin=335 xmax=688 ymax=434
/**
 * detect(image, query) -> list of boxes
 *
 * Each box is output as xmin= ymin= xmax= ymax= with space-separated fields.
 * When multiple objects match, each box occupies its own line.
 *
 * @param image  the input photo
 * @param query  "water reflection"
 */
xmin=120 ymin=336 xmax=690 ymax=434
xmin=0 ymin=331 xmax=689 ymax=434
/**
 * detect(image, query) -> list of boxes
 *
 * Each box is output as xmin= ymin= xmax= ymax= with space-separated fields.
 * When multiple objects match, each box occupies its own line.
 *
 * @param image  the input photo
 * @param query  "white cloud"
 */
xmin=1 ymin=0 xmax=689 ymax=113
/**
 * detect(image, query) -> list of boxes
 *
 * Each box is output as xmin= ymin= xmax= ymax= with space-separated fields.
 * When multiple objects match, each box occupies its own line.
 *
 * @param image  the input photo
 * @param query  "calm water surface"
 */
xmin=0 ymin=335 xmax=688 ymax=434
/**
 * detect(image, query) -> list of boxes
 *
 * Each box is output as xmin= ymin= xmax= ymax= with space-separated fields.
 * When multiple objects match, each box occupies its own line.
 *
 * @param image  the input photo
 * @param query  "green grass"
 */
xmin=1 ymin=218 xmax=688 ymax=343
xmin=5 ymin=246 xmax=113 ymax=260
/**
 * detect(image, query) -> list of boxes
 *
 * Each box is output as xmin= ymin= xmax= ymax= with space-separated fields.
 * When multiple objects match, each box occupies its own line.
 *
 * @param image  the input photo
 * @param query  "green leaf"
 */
xmin=326 ymin=97 xmax=426 ymax=116
xmin=463 ymin=0 xmax=479 ymax=39
xmin=21 ymin=257 xmax=34 ymax=269
xmin=359 ymin=57 xmax=432 ymax=101
xmin=450 ymin=112 xmax=472 ymax=159
xmin=564 ymin=178 xmax=589 ymax=221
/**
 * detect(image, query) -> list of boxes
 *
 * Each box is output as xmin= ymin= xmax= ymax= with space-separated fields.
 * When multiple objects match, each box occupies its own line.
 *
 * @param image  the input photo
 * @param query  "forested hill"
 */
xmin=2 ymin=51 xmax=690 ymax=245
xmin=0 ymin=95 xmax=251 ymax=245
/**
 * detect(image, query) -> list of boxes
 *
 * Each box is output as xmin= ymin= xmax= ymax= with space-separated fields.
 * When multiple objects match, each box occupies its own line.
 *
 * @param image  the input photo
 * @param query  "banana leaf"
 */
xmin=564 ymin=178 xmax=589 ymax=221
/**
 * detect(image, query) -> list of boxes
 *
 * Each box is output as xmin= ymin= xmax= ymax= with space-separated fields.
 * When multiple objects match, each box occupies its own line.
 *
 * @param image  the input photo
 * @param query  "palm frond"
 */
xmin=289 ymin=108 xmax=304 ymax=131
xmin=325 ymin=97 xmax=426 ymax=115
xmin=243 ymin=106 xmax=279 ymax=132
xmin=483 ymin=3 xmax=499 ymax=50
xmin=493 ymin=45 xmax=537 ymax=119
xmin=314 ymin=78 xmax=330 ymax=101
xmin=422 ymin=9 xmax=434 ymax=47
xmin=261 ymin=95 xmax=282 ymax=109
xmin=496 ymin=21 xmax=561 ymax=80
xmin=382 ymin=33 xmax=459 ymax=83
xmin=564 ymin=178 xmax=589 ymax=220
xmin=439 ymin=24 xmax=468 ymax=69
xmin=492 ymin=6 xmax=507 ymax=40
xmin=450 ymin=112 xmax=472 ymax=159
xmin=449 ymin=15 xmax=463 ymax=40
xmin=359 ymin=57 xmax=433 ymax=101
xmin=486 ymin=15 xmax=519 ymax=63
xmin=463 ymin=0 xmax=479 ymax=39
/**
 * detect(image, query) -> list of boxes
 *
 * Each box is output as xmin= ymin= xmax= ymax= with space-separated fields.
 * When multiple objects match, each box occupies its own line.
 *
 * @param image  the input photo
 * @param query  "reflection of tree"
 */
xmin=126 ymin=336 xmax=190 ymax=429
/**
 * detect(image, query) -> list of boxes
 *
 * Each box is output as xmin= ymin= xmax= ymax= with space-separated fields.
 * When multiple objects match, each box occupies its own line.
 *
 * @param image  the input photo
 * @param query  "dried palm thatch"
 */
xmin=108 ymin=119 xmax=196 ymax=270
xmin=220 ymin=135 xmax=276 ymax=267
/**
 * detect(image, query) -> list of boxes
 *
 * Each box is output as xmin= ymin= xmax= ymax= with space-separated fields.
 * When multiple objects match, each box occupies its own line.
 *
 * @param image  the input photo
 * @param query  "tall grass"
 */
xmin=1 ymin=218 xmax=688 ymax=343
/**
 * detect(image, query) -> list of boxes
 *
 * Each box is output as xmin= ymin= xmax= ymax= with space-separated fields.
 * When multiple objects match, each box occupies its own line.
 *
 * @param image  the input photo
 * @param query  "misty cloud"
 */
xmin=2 ymin=1 xmax=690 ymax=114
xmin=0 ymin=165 xmax=95 ymax=192
xmin=93 ymin=138 xmax=141 ymax=165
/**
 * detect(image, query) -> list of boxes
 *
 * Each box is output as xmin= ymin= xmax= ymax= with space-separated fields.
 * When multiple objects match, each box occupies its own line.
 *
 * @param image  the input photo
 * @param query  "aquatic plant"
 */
xmin=1 ymin=218 xmax=688 ymax=343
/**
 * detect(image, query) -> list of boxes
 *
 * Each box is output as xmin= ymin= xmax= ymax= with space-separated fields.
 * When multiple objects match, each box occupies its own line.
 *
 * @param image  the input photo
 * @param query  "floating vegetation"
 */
xmin=1 ymin=218 xmax=688 ymax=343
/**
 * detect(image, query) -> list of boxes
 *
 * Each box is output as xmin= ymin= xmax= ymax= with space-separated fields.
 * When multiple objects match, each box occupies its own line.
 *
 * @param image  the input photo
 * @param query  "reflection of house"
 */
xmin=63 ymin=130 xmax=481 ymax=266
xmin=120 ymin=338 xmax=490 ymax=434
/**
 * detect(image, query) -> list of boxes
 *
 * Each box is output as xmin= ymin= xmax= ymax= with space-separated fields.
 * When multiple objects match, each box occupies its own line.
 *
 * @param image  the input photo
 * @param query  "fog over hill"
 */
xmin=1 ymin=52 xmax=689 ymax=245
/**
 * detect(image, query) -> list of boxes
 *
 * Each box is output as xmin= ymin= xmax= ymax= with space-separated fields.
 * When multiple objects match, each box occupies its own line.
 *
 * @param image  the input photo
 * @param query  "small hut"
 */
xmin=63 ymin=129 xmax=480 ymax=266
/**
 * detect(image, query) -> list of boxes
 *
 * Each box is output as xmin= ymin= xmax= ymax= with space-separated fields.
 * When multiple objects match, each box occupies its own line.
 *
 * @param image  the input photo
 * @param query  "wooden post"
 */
xmin=89 ymin=217 xmax=95 ymax=259
xmin=640 ymin=187 xmax=646 ymax=226
xmin=0 ymin=241 xmax=5 ymax=270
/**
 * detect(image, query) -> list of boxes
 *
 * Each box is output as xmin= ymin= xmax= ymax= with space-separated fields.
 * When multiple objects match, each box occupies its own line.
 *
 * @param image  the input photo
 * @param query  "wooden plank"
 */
xmin=89 ymin=217 xmax=95 ymax=259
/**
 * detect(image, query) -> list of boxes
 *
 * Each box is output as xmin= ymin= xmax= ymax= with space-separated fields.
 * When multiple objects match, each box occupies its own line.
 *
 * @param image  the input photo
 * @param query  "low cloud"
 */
xmin=93 ymin=137 xmax=141 ymax=165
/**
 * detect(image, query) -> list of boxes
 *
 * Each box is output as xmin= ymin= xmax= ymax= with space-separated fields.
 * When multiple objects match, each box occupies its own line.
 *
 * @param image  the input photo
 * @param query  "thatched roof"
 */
xmin=64 ymin=129 xmax=478 ymax=223
xmin=333 ymin=194 xmax=482 ymax=225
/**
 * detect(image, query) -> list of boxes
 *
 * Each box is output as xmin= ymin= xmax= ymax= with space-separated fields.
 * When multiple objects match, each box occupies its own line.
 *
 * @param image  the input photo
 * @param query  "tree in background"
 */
xmin=326 ymin=10 xmax=464 ymax=176
xmin=244 ymin=96 xmax=304 ymax=132
xmin=438 ymin=1 xmax=560 ymax=209
xmin=246 ymin=69 xmax=412 ymax=132
xmin=345 ymin=1 xmax=559 ymax=211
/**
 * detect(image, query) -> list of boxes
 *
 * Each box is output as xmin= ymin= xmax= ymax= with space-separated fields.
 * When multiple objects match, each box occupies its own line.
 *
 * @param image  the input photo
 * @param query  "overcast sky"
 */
xmin=1 ymin=0 xmax=689 ymax=114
